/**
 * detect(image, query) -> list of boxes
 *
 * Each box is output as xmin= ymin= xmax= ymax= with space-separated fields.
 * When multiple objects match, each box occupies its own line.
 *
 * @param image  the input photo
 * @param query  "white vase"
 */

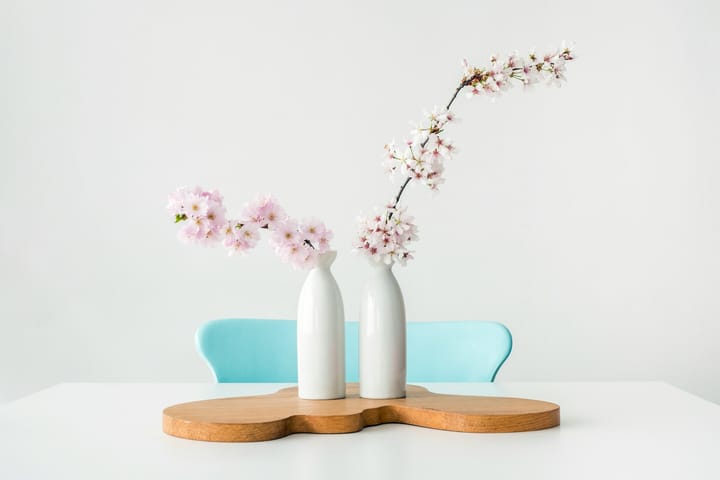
xmin=296 ymin=250 xmax=346 ymax=400
xmin=359 ymin=260 xmax=406 ymax=399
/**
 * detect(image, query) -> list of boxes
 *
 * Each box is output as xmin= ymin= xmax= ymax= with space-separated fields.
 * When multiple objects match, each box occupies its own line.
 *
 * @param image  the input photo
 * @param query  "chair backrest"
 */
xmin=196 ymin=319 xmax=298 ymax=383
xmin=196 ymin=319 xmax=512 ymax=383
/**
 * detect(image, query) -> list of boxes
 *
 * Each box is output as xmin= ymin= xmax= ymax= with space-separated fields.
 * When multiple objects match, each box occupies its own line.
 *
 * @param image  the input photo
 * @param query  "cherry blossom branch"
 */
xmin=356 ymin=42 xmax=576 ymax=266
xmin=233 ymin=221 xmax=317 ymax=249
xmin=168 ymin=188 xmax=330 ymax=268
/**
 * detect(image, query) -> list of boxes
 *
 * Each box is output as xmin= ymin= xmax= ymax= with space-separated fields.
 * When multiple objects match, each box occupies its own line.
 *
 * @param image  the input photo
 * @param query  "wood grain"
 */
xmin=163 ymin=384 xmax=560 ymax=442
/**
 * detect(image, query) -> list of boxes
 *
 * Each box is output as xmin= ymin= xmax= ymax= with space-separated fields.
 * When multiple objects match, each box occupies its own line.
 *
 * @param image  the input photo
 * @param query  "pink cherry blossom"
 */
xmin=238 ymin=223 xmax=261 ymax=248
xmin=241 ymin=194 xmax=287 ymax=230
xmin=354 ymin=203 xmax=418 ymax=266
xmin=177 ymin=222 xmax=200 ymax=244
xmin=200 ymin=225 xmax=222 ymax=246
xmin=205 ymin=204 xmax=226 ymax=229
xmin=166 ymin=189 xmax=186 ymax=217
xmin=271 ymin=219 xmax=300 ymax=248
xmin=275 ymin=240 xmax=318 ymax=269
xmin=200 ymin=189 xmax=223 ymax=205
xmin=221 ymin=221 xmax=238 ymax=247
xmin=185 ymin=194 xmax=209 ymax=218
xmin=225 ymin=222 xmax=262 ymax=256
xmin=227 ymin=236 xmax=251 ymax=255
xmin=315 ymin=228 xmax=333 ymax=254
xmin=299 ymin=218 xmax=327 ymax=245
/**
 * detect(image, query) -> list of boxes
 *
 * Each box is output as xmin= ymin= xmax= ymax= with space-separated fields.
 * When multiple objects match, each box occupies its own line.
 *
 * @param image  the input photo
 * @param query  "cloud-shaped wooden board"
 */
xmin=163 ymin=384 xmax=559 ymax=442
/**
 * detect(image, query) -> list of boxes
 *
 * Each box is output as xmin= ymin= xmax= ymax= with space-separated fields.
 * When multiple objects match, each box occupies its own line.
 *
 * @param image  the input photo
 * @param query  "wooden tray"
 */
xmin=163 ymin=384 xmax=560 ymax=442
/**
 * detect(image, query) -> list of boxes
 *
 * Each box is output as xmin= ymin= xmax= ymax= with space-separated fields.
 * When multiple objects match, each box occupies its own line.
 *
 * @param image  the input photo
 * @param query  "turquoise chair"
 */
xmin=196 ymin=319 xmax=512 ymax=383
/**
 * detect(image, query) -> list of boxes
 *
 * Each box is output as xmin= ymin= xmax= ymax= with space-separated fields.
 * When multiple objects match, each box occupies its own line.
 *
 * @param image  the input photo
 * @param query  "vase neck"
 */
xmin=370 ymin=259 xmax=394 ymax=272
xmin=315 ymin=250 xmax=337 ymax=269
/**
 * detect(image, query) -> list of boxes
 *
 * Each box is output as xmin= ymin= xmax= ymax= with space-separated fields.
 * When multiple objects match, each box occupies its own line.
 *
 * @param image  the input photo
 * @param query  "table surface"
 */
xmin=1 ymin=382 xmax=718 ymax=479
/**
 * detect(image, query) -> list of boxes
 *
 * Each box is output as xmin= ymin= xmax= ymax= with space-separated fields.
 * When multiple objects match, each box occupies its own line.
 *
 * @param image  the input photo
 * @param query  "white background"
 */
xmin=1 ymin=0 xmax=719 ymax=403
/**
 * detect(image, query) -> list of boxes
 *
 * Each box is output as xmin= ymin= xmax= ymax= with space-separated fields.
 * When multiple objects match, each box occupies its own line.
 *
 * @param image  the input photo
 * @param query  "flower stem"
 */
xmin=445 ymin=82 xmax=466 ymax=111
xmin=393 ymin=177 xmax=412 ymax=206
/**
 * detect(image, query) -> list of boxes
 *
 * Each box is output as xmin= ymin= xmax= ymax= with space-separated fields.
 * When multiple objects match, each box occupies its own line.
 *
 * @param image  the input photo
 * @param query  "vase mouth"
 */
xmin=316 ymin=250 xmax=337 ymax=268
xmin=368 ymin=257 xmax=394 ymax=270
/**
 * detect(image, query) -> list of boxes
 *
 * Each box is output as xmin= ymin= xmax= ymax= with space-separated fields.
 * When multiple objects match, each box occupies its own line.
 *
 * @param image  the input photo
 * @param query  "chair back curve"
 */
xmin=196 ymin=319 xmax=298 ymax=383
xmin=196 ymin=319 xmax=512 ymax=383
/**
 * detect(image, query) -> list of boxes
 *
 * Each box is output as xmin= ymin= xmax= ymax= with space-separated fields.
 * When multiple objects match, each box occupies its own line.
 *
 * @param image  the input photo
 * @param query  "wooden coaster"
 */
xmin=163 ymin=384 xmax=559 ymax=442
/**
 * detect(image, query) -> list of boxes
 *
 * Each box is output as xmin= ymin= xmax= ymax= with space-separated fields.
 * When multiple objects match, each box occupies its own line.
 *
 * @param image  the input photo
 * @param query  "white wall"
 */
xmin=2 ymin=0 xmax=719 ymax=403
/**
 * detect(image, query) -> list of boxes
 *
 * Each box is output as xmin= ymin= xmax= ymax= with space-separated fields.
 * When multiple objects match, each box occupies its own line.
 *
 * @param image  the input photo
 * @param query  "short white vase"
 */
xmin=296 ymin=250 xmax=346 ymax=400
xmin=359 ymin=260 xmax=406 ymax=399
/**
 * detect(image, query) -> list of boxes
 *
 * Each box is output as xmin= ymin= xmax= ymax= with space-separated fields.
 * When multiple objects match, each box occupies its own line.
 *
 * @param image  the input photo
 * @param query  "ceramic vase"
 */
xmin=296 ymin=250 xmax=346 ymax=400
xmin=359 ymin=260 xmax=406 ymax=399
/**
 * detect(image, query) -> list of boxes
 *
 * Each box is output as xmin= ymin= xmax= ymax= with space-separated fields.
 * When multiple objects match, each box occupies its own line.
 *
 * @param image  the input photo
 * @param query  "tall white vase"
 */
xmin=359 ymin=261 xmax=406 ymax=399
xmin=296 ymin=250 xmax=346 ymax=400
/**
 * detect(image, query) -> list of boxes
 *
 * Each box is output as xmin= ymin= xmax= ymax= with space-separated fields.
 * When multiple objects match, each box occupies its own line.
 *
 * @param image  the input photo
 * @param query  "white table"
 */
xmin=1 ymin=382 xmax=718 ymax=479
